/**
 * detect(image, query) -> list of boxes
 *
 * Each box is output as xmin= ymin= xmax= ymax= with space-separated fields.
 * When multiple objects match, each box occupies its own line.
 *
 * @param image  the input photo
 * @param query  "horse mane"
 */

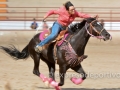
xmin=68 ymin=19 xmax=87 ymax=34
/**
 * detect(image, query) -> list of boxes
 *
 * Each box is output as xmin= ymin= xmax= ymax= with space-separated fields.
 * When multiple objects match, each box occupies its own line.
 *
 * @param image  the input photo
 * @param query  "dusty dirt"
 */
xmin=0 ymin=31 xmax=120 ymax=90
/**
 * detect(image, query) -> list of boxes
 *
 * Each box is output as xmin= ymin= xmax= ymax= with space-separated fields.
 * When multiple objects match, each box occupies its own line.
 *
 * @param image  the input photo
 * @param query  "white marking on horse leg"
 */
xmin=44 ymin=80 xmax=50 ymax=88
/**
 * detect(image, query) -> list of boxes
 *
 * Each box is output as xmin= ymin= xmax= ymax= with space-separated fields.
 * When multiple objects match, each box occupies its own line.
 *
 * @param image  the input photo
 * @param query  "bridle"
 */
xmin=85 ymin=20 xmax=105 ymax=39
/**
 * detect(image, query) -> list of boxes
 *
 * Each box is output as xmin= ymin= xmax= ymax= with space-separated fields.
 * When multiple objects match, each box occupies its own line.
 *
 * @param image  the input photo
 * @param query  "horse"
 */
xmin=0 ymin=17 xmax=111 ymax=90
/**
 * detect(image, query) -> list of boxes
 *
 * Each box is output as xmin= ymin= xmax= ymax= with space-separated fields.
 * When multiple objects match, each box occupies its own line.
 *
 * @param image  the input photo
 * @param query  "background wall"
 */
xmin=1 ymin=0 xmax=120 ymax=30
xmin=7 ymin=0 xmax=120 ymax=7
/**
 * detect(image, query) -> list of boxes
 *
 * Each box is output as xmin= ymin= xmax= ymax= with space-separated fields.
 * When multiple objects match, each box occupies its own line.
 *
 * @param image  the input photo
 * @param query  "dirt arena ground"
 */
xmin=0 ymin=31 xmax=120 ymax=90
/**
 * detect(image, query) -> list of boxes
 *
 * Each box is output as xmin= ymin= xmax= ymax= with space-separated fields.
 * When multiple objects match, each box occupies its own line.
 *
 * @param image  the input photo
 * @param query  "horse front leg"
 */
xmin=70 ymin=64 xmax=87 ymax=85
xmin=50 ymin=64 xmax=68 ymax=87
xmin=58 ymin=64 xmax=68 ymax=86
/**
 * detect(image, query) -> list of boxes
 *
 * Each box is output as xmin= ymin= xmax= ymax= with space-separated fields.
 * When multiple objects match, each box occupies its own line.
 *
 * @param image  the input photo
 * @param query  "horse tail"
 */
xmin=0 ymin=45 xmax=29 ymax=60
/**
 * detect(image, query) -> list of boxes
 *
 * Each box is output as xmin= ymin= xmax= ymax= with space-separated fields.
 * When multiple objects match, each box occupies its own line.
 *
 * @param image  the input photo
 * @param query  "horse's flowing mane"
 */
xmin=68 ymin=19 xmax=87 ymax=34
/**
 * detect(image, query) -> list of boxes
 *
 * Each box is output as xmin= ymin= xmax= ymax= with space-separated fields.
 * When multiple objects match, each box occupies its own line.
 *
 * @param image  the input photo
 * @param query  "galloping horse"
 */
xmin=0 ymin=17 xmax=111 ymax=90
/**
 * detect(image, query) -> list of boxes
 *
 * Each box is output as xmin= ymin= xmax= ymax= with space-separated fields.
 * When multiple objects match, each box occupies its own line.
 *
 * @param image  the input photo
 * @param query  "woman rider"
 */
xmin=35 ymin=1 xmax=93 ymax=52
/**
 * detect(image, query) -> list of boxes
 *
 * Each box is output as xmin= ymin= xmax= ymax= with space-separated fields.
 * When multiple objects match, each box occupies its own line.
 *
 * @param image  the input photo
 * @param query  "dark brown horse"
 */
xmin=0 ymin=17 xmax=111 ymax=90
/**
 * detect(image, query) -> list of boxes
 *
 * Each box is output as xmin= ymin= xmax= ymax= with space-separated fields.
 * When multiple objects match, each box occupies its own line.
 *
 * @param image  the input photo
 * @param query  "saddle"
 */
xmin=39 ymin=28 xmax=69 ymax=57
xmin=39 ymin=28 xmax=68 ymax=42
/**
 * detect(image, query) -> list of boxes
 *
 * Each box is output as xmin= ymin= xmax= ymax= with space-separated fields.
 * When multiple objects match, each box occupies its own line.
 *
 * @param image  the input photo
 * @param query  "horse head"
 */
xmin=85 ymin=17 xmax=112 ymax=41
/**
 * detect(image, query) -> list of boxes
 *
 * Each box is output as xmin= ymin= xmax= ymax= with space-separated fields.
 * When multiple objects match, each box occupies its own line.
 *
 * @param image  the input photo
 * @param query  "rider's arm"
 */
xmin=43 ymin=9 xmax=60 ymax=20
xmin=75 ymin=11 xmax=91 ymax=18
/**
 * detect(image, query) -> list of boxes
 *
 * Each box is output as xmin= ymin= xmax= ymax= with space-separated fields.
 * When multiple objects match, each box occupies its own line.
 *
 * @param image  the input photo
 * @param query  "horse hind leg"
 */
xmin=31 ymin=50 xmax=60 ymax=89
xmin=70 ymin=64 xmax=87 ymax=85
xmin=40 ymin=55 xmax=56 ymax=80
xmin=46 ymin=61 xmax=55 ymax=80
xmin=40 ymin=56 xmax=57 ymax=87
xmin=45 ymin=63 xmax=55 ymax=88
xmin=32 ymin=53 xmax=41 ymax=76
xmin=40 ymin=56 xmax=61 ymax=90
xmin=32 ymin=53 xmax=51 ymax=88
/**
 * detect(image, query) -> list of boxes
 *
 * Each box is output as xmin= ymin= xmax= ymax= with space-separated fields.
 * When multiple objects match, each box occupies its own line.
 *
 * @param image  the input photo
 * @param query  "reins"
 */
xmin=85 ymin=20 xmax=105 ymax=39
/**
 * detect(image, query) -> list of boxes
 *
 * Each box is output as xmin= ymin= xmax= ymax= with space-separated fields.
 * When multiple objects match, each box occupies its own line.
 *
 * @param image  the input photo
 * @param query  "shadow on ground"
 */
xmin=62 ymin=88 xmax=120 ymax=90
xmin=37 ymin=87 xmax=120 ymax=90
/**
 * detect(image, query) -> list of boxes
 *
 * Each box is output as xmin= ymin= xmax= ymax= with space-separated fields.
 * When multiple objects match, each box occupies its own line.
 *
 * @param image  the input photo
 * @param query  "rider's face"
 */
xmin=68 ymin=6 xmax=75 ymax=15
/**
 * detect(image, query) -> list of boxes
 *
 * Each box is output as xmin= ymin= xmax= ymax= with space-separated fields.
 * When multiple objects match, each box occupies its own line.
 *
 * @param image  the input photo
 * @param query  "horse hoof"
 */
xmin=70 ymin=77 xmax=83 ymax=85
xmin=58 ymin=83 xmax=64 ymax=86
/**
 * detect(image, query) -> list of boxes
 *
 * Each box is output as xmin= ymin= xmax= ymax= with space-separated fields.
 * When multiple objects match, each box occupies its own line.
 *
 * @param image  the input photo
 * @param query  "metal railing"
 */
xmin=0 ymin=7 xmax=120 ymax=30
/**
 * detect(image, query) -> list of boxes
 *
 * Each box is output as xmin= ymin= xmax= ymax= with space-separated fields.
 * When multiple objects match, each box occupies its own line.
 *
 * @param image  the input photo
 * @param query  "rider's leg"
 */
xmin=35 ymin=22 xmax=61 ymax=52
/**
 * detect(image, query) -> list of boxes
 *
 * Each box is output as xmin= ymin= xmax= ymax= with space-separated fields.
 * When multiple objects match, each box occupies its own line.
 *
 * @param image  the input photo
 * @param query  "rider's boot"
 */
xmin=34 ymin=45 xmax=43 ymax=53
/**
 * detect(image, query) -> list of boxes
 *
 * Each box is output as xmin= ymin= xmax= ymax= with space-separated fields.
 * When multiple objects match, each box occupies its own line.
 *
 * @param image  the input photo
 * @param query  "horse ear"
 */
xmin=94 ymin=15 xmax=99 ymax=19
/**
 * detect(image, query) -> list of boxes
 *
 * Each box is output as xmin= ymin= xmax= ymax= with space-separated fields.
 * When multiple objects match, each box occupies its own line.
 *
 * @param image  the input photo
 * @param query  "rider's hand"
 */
xmin=42 ymin=16 xmax=47 ymax=22
xmin=42 ymin=19 xmax=46 ymax=22
xmin=93 ymin=15 xmax=99 ymax=18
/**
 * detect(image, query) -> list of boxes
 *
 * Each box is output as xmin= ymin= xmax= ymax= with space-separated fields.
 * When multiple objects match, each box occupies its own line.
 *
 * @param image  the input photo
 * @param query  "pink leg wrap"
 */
xmin=70 ymin=77 xmax=83 ymax=85
xmin=50 ymin=80 xmax=61 ymax=90
xmin=49 ymin=79 xmax=61 ymax=90
xmin=40 ymin=74 xmax=48 ymax=82
xmin=40 ymin=74 xmax=61 ymax=90
xmin=50 ymin=81 xmax=59 ymax=87
xmin=55 ymin=86 xmax=61 ymax=90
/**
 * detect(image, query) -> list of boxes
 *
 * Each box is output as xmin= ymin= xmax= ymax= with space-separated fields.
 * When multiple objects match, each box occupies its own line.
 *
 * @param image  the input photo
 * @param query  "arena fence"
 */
xmin=0 ymin=7 xmax=120 ymax=30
